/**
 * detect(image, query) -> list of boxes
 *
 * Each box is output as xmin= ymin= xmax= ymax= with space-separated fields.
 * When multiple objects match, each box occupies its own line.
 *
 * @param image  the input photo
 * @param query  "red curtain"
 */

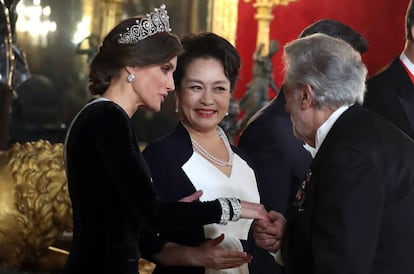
xmin=235 ymin=0 xmax=410 ymax=99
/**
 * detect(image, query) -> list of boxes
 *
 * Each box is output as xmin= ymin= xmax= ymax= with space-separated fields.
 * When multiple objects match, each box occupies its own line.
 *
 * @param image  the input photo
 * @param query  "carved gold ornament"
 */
xmin=0 ymin=140 xmax=72 ymax=267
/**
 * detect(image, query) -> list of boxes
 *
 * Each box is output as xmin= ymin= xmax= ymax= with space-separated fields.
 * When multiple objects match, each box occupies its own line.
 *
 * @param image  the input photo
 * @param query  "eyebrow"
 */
xmin=185 ymin=78 xmax=229 ymax=85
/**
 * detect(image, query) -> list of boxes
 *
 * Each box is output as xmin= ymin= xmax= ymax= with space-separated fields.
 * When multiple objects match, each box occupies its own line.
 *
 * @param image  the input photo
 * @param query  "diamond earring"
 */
xmin=127 ymin=73 xmax=136 ymax=83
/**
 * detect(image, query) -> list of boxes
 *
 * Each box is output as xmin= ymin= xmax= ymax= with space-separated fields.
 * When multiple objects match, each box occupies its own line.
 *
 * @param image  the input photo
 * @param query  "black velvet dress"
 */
xmin=63 ymin=98 xmax=222 ymax=274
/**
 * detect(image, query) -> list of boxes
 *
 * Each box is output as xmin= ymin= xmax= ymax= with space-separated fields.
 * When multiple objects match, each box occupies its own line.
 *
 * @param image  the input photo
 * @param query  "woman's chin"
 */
xmin=152 ymin=105 xmax=162 ymax=112
xmin=144 ymin=104 xmax=161 ymax=112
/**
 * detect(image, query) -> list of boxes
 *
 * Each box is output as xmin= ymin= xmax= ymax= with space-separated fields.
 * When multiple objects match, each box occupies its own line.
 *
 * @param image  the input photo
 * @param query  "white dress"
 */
xmin=182 ymin=147 xmax=260 ymax=274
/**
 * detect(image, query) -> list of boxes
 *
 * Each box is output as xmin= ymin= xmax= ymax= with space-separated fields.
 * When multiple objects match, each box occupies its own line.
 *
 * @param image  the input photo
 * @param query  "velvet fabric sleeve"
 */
xmin=89 ymin=102 xmax=221 ymax=229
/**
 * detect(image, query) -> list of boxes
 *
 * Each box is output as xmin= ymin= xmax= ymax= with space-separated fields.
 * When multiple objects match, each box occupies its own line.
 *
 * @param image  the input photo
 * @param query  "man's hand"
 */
xmin=253 ymin=210 xmax=286 ymax=252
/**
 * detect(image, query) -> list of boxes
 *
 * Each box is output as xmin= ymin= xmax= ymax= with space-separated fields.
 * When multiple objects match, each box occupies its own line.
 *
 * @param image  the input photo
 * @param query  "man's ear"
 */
xmin=300 ymin=84 xmax=313 ymax=109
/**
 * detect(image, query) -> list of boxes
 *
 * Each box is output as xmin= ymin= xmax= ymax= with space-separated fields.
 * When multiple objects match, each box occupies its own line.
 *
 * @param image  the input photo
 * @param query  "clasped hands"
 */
xmin=180 ymin=190 xmax=286 ymax=263
xmin=239 ymin=201 xmax=286 ymax=253
xmin=253 ymin=210 xmax=286 ymax=253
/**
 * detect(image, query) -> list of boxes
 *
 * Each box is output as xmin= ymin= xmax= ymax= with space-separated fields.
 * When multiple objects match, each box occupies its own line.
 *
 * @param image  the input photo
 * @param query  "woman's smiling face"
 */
xmin=177 ymin=57 xmax=231 ymax=133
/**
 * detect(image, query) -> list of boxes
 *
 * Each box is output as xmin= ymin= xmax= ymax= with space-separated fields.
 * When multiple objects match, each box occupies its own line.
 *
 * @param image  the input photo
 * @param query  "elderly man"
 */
xmin=238 ymin=19 xmax=369 ymax=274
xmin=254 ymin=33 xmax=414 ymax=274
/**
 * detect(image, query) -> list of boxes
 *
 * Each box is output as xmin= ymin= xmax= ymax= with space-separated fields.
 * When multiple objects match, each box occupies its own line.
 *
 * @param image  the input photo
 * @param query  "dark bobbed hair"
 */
xmin=406 ymin=0 xmax=414 ymax=40
xmin=299 ymin=19 xmax=368 ymax=54
xmin=173 ymin=32 xmax=241 ymax=92
xmin=89 ymin=17 xmax=183 ymax=95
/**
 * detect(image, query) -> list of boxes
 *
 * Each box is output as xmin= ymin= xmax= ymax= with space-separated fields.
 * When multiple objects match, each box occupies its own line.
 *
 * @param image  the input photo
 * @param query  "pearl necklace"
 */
xmin=182 ymin=122 xmax=233 ymax=167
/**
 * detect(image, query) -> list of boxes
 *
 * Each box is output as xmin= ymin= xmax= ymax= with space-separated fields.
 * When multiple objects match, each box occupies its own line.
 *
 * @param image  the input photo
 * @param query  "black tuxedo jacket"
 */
xmin=238 ymin=92 xmax=312 ymax=274
xmin=282 ymin=104 xmax=414 ymax=274
xmin=364 ymin=57 xmax=414 ymax=139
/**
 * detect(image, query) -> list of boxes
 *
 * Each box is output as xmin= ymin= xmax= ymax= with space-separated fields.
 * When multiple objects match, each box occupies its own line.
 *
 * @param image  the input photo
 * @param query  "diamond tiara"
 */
xmin=117 ymin=4 xmax=172 ymax=44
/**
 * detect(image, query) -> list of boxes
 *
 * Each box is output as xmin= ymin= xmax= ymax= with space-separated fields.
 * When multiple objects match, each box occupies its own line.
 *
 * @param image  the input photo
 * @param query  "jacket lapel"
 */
xmin=393 ymin=60 xmax=414 ymax=135
xmin=398 ymin=97 xmax=414 ymax=135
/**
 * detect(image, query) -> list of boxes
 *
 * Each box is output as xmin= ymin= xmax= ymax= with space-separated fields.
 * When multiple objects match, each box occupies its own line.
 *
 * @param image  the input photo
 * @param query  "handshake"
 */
xmin=234 ymin=200 xmax=287 ymax=253
xmin=178 ymin=192 xmax=286 ymax=269
xmin=183 ymin=192 xmax=287 ymax=253
xmin=252 ymin=209 xmax=286 ymax=253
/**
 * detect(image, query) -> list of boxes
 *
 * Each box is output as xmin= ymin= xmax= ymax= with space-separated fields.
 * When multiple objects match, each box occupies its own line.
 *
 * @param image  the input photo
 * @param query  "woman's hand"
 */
xmin=193 ymin=234 xmax=252 ymax=269
xmin=153 ymin=234 xmax=251 ymax=269
xmin=178 ymin=190 xmax=203 ymax=202
xmin=240 ymin=200 xmax=269 ymax=221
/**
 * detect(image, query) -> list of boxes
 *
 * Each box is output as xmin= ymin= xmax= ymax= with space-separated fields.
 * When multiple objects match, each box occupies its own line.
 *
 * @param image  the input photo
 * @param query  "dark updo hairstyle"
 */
xmin=89 ymin=16 xmax=183 ymax=95
xmin=174 ymin=32 xmax=241 ymax=92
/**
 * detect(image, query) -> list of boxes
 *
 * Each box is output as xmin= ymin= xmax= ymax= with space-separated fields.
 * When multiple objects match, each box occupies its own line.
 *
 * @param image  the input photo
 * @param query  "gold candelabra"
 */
xmin=0 ymin=0 xmax=15 ymax=89
xmin=209 ymin=0 xmax=239 ymax=45
xmin=102 ymin=0 xmax=126 ymax=37
xmin=244 ymin=0 xmax=297 ymax=56
xmin=89 ymin=0 xmax=126 ymax=42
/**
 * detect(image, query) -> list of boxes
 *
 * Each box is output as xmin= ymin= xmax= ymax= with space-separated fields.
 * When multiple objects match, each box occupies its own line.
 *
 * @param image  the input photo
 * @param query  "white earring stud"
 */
xmin=127 ymin=73 xmax=136 ymax=83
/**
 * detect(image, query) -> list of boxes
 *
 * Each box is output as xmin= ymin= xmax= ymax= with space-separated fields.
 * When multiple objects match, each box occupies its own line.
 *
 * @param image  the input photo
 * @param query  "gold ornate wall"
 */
xmin=208 ymin=0 xmax=239 ymax=45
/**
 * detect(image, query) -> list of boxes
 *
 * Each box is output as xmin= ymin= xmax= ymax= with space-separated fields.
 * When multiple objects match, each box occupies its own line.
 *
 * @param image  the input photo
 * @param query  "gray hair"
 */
xmin=283 ymin=33 xmax=367 ymax=109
